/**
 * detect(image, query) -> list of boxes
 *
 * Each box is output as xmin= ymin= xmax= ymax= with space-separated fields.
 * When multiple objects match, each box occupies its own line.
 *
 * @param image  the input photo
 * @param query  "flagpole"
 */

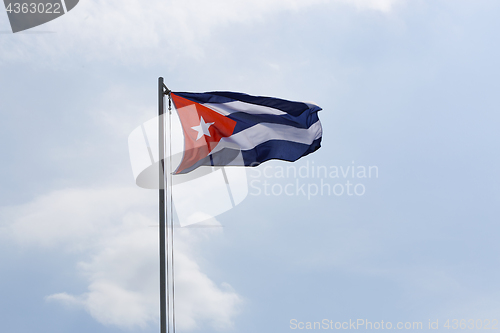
xmin=158 ymin=77 xmax=167 ymax=333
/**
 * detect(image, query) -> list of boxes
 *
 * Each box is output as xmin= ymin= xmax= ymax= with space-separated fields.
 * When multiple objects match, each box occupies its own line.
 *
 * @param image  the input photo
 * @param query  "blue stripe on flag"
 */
xmin=228 ymin=109 xmax=321 ymax=134
xmin=175 ymin=138 xmax=322 ymax=174
xmin=174 ymin=92 xmax=235 ymax=104
xmin=241 ymin=138 xmax=322 ymax=166
xmin=174 ymin=91 xmax=316 ymax=117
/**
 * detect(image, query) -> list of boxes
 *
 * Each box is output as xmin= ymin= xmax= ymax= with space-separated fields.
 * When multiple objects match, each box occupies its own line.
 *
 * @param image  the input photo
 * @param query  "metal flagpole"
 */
xmin=158 ymin=77 xmax=167 ymax=333
xmin=159 ymin=77 xmax=175 ymax=333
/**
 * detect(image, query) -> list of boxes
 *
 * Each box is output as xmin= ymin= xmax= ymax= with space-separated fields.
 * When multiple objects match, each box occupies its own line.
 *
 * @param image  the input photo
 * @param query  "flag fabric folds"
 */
xmin=171 ymin=91 xmax=323 ymax=174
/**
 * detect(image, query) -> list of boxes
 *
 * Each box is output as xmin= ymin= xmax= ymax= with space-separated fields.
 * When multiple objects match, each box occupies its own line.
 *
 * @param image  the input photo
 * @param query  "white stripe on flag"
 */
xmin=204 ymin=101 xmax=287 ymax=116
xmin=211 ymin=120 xmax=322 ymax=154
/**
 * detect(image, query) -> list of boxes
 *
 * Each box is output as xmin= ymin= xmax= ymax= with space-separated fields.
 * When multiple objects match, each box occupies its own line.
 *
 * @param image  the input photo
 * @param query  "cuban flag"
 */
xmin=170 ymin=91 xmax=323 ymax=174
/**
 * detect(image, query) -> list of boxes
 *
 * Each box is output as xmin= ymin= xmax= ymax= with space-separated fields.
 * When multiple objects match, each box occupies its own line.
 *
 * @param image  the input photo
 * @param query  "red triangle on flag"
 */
xmin=171 ymin=93 xmax=237 ymax=173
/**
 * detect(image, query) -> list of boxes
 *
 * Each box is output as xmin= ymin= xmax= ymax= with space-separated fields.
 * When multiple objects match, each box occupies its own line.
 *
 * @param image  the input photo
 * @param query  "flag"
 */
xmin=171 ymin=91 xmax=322 ymax=174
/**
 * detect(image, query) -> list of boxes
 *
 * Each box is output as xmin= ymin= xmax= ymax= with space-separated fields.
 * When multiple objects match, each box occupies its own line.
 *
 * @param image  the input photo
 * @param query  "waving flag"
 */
xmin=171 ymin=91 xmax=322 ymax=174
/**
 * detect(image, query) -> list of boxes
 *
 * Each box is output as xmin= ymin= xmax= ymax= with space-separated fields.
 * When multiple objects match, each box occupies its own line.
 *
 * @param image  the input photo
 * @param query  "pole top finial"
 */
xmin=158 ymin=77 xmax=171 ymax=95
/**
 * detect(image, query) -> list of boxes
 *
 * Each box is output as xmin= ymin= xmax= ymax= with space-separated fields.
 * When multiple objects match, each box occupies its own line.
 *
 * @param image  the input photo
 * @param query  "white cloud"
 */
xmin=3 ymin=186 xmax=242 ymax=330
xmin=1 ymin=186 xmax=152 ymax=249
xmin=0 ymin=0 xmax=401 ymax=66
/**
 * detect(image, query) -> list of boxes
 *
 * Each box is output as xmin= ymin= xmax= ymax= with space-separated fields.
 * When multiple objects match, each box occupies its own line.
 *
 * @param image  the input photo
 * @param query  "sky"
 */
xmin=1 ymin=0 xmax=500 ymax=332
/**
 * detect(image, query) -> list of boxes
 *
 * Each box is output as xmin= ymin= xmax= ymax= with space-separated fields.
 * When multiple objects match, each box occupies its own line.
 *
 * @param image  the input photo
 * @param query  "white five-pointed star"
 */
xmin=191 ymin=116 xmax=215 ymax=140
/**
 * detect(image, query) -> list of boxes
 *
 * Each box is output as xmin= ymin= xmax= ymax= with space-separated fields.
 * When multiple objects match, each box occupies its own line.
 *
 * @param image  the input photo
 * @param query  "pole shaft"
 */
xmin=158 ymin=77 xmax=167 ymax=333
